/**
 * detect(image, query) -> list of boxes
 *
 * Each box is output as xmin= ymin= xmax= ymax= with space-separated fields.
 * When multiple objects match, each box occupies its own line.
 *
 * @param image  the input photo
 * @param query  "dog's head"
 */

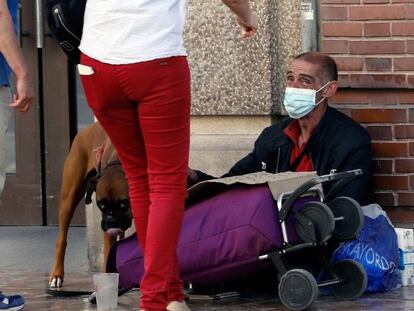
xmin=85 ymin=162 xmax=132 ymax=237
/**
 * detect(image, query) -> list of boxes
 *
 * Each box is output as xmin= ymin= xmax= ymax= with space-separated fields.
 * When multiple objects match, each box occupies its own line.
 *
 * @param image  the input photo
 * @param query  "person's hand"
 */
xmin=9 ymin=75 xmax=34 ymax=114
xmin=236 ymin=12 xmax=258 ymax=38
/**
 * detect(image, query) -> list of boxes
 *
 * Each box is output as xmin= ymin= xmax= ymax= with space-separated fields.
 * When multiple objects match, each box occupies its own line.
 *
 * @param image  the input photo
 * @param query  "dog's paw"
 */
xmin=49 ymin=277 xmax=63 ymax=288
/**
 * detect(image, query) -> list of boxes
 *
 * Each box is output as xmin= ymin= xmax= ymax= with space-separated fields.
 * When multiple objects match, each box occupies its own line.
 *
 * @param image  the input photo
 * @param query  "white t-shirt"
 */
xmin=79 ymin=0 xmax=187 ymax=64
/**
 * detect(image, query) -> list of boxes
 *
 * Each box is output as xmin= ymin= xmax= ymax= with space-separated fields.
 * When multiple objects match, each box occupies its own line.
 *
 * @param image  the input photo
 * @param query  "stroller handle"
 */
xmin=318 ymin=169 xmax=362 ymax=183
xmin=279 ymin=169 xmax=362 ymax=222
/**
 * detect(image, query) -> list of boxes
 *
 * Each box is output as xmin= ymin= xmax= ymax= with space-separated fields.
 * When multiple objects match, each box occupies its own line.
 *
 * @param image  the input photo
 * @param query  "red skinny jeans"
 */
xmin=80 ymin=53 xmax=191 ymax=311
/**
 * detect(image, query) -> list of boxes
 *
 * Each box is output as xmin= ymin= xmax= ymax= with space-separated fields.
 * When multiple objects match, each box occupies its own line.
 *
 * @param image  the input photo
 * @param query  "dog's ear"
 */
xmin=85 ymin=173 xmax=99 ymax=204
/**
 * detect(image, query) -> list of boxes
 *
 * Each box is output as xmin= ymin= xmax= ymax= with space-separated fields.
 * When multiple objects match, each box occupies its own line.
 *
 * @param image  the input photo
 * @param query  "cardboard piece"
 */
xmin=187 ymin=171 xmax=320 ymax=205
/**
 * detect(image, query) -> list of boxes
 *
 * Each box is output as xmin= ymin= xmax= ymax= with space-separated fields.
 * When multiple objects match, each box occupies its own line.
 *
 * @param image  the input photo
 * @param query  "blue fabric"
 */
xmin=0 ymin=292 xmax=25 ymax=310
xmin=0 ymin=0 xmax=19 ymax=87
xmin=332 ymin=213 xmax=401 ymax=293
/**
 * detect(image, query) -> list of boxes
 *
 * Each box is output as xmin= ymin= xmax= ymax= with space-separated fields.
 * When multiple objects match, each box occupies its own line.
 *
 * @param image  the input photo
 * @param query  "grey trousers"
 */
xmin=0 ymin=86 xmax=11 ymax=194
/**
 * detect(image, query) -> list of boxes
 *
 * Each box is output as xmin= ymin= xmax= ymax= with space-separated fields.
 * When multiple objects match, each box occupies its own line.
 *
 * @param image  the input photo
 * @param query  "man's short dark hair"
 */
xmin=294 ymin=52 xmax=338 ymax=82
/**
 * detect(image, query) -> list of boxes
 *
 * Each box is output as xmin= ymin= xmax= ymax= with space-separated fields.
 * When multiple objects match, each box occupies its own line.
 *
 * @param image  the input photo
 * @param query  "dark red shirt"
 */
xmin=283 ymin=120 xmax=314 ymax=172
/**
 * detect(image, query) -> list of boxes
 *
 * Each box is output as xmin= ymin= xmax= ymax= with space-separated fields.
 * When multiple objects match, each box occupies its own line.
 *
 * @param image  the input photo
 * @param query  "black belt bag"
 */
xmin=45 ymin=0 xmax=87 ymax=64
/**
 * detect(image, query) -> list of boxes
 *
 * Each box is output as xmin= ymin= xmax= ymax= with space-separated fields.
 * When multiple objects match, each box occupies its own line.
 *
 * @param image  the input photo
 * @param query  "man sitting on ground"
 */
xmin=189 ymin=51 xmax=374 ymax=205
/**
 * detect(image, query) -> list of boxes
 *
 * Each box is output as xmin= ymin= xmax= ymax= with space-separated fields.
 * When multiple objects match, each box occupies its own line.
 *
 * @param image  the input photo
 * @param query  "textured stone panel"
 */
xmin=271 ymin=0 xmax=303 ymax=114
xmin=184 ymin=0 xmax=302 ymax=115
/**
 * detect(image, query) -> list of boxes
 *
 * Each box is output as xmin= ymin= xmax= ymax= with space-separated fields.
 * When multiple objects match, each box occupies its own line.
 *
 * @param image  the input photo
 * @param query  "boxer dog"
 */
xmin=49 ymin=122 xmax=132 ymax=288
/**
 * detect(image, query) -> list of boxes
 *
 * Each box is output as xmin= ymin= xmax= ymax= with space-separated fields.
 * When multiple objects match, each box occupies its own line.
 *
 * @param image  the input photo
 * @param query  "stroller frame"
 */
xmin=259 ymin=169 xmax=367 ymax=310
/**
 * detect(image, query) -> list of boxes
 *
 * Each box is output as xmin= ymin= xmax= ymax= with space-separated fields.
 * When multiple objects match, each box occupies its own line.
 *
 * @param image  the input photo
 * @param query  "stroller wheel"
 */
xmin=295 ymin=201 xmax=335 ymax=243
xmin=330 ymin=197 xmax=364 ymax=241
xmin=330 ymin=259 xmax=367 ymax=300
xmin=278 ymin=269 xmax=318 ymax=311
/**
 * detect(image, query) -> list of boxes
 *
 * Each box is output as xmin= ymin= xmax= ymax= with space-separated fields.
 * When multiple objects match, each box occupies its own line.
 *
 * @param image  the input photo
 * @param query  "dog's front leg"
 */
xmin=49 ymin=143 xmax=91 ymax=288
xmin=103 ymin=233 xmax=117 ymax=271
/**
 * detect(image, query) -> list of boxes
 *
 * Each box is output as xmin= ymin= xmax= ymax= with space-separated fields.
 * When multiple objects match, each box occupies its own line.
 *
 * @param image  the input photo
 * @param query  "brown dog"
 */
xmin=49 ymin=122 xmax=131 ymax=288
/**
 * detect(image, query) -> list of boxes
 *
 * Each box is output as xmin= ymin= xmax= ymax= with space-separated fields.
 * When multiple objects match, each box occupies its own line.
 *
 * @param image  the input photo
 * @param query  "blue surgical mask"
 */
xmin=283 ymin=82 xmax=331 ymax=119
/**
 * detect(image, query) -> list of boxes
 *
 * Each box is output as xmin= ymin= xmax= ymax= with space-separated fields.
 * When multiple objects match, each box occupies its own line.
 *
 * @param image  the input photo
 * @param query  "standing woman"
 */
xmin=79 ymin=1 xmax=257 ymax=310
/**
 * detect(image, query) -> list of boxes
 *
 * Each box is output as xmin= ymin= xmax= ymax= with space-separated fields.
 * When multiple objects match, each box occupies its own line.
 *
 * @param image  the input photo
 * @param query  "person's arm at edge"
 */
xmin=189 ymin=125 xmax=275 ymax=187
xmin=0 ymin=0 xmax=33 ymax=113
xmin=330 ymin=128 xmax=375 ymax=205
xmin=188 ymin=147 xmax=259 ymax=187
xmin=221 ymin=0 xmax=258 ymax=38
xmin=336 ymin=142 xmax=374 ymax=205
xmin=224 ymin=125 xmax=276 ymax=178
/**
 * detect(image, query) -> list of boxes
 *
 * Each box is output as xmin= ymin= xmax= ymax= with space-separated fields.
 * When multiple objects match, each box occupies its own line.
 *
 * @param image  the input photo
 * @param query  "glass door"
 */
xmin=0 ymin=1 xmax=94 ymax=225
xmin=0 ymin=1 xmax=42 ymax=224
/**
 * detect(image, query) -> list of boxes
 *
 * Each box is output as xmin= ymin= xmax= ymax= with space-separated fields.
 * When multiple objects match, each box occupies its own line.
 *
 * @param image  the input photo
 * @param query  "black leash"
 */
xmin=46 ymin=288 xmax=93 ymax=297
xmin=46 ymin=287 xmax=131 ymax=304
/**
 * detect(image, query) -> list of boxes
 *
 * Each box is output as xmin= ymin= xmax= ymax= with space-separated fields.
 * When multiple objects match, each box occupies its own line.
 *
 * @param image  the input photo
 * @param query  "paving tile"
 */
xmin=2 ymin=271 xmax=414 ymax=310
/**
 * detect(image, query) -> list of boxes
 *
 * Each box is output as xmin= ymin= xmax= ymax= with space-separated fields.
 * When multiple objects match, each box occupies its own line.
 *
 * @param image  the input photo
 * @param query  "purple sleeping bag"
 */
xmin=107 ymin=184 xmax=311 ymax=289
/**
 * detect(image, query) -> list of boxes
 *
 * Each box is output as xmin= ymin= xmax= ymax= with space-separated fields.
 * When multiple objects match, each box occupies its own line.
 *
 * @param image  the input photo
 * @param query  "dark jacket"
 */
xmin=196 ymin=106 xmax=375 ymax=205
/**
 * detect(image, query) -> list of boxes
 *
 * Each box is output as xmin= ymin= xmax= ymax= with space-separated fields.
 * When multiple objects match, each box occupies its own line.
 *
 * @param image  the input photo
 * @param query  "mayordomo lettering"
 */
xmin=336 ymin=242 xmax=397 ymax=271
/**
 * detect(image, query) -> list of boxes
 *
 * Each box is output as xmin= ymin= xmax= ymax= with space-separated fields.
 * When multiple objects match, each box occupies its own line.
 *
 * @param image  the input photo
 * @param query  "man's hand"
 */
xmin=0 ymin=0 xmax=33 ymax=114
xmin=236 ymin=13 xmax=258 ymax=38
xmin=187 ymin=168 xmax=199 ymax=188
xmin=9 ymin=75 xmax=33 ymax=114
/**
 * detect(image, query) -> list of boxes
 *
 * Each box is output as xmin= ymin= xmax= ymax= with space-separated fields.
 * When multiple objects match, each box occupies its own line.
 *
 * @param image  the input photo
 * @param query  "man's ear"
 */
xmin=85 ymin=175 xmax=99 ymax=204
xmin=324 ymin=80 xmax=338 ymax=98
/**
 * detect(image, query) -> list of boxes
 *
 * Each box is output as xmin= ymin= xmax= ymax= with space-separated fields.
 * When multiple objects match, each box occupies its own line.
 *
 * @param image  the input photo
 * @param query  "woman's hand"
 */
xmin=236 ymin=12 xmax=258 ymax=38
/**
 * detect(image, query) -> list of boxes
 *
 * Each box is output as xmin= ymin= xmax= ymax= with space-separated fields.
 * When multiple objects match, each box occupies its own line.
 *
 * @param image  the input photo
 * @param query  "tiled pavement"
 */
xmin=1 ymin=227 xmax=414 ymax=310
xmin=2 ymin=270 xmax=414 ymax=310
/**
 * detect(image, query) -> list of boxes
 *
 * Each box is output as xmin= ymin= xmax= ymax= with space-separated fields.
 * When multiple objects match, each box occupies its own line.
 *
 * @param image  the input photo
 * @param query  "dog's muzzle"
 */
xmin=102 ymin=214 xmax=132 ymax=237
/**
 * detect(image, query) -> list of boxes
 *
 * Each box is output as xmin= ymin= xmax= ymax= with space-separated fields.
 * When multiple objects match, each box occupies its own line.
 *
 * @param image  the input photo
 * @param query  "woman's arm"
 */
xmin=221 ymin=0 xmax=258 ymax=38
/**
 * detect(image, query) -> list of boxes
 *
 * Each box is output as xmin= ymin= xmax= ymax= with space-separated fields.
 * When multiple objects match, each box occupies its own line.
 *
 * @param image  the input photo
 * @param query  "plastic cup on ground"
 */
xmin=93 ymin=273 xmax=119 ymax=310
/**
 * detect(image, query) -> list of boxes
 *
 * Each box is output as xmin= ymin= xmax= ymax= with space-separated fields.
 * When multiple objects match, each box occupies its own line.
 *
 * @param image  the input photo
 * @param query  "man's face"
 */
xmin=286 ymin=59 xmax=324 ymax=88
xmin=286 ymin=59 xmax=327 ymax=103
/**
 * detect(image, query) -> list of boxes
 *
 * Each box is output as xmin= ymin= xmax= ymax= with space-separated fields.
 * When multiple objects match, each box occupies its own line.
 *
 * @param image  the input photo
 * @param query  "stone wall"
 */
xmin=184 ymin=0 xmax=303 ymax=115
